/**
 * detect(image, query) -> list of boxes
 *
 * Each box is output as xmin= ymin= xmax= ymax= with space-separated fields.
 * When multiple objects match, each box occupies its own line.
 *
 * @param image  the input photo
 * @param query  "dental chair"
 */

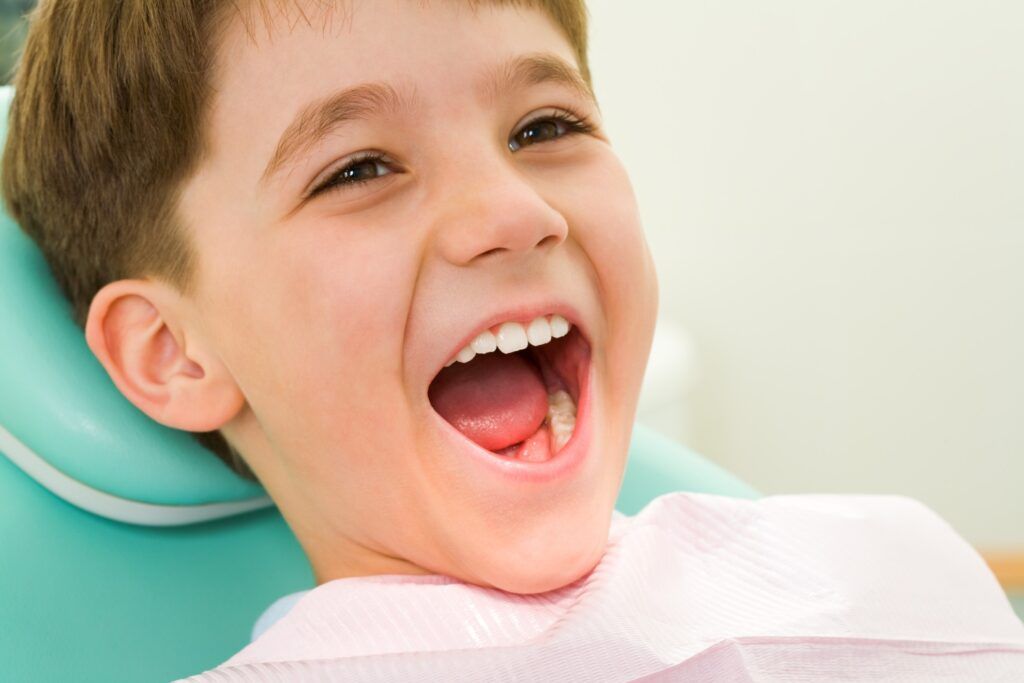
xmin=0 ymin=84 xmax=759 ymax=683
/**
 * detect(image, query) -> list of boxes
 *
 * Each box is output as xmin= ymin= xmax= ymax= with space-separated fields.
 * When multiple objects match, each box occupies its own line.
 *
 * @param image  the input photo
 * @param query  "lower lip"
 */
xmin=429 ymin=353 xmax=594 ymax=485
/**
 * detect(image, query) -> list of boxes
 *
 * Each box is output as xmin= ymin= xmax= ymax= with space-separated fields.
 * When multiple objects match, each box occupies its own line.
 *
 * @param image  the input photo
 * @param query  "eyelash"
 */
xmin=308 ymin=109 xmax=597 ymax=199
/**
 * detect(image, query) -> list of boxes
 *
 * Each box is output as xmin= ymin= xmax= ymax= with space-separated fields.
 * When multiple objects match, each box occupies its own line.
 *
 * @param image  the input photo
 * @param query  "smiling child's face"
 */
xmin=177 ymin=0 xmax=658 ymax=593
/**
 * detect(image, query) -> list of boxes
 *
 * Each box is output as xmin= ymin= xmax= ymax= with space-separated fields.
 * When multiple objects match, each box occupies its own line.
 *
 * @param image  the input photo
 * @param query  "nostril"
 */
xmin=476 ymin=233 xmax=558 ymax=260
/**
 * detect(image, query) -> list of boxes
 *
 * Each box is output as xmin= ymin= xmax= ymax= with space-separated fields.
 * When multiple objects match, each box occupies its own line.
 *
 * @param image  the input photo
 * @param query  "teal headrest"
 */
xmin=0 ymin=85 xmax=270 ymax=525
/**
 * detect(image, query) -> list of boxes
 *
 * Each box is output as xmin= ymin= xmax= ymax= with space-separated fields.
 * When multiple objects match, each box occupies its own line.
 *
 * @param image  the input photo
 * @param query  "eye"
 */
xmin=308 ymin=152 xmax=394 ymax=198
xmin=508 ymin=109 xmax=597 ymax=152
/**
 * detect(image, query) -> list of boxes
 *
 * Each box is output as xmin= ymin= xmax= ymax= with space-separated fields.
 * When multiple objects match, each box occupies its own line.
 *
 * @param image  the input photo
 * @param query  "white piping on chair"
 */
xmin=0 ymin=421 xmax=273 ymax=526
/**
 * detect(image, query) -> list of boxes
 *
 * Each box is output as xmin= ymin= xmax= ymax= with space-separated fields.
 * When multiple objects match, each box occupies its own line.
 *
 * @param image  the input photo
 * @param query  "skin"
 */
xmin=85 ymin=0 xmax=658 ymax=594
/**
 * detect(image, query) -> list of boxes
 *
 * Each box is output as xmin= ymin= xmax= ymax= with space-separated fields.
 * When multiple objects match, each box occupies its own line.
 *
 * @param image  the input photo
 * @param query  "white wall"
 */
xmin=587 ymin=0 xmax=1023 ymax=547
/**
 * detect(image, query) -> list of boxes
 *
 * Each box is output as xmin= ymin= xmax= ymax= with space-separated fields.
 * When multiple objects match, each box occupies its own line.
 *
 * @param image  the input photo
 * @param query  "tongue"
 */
xmin=428 ymin=351 xmax=549 ymax=451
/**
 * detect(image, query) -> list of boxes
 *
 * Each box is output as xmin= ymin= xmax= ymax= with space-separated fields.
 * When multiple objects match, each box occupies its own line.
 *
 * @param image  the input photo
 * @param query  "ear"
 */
xmin=84 ymin=278 xmax=245 ymax=432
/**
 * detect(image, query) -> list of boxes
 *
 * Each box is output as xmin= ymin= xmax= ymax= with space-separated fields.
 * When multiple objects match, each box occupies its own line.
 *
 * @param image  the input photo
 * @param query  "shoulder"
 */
xmin=623 ymin=490 xmax=971 ymax=554
xmin=616 ymin=490 xmax=986 ymax=585
xmin=608 ymin=491 xmax=1022 ymax=641
xmin=629 ymin=490 xmax=954 ymax=535
xmin=622 ymin=491 xmax=1005 ymax=612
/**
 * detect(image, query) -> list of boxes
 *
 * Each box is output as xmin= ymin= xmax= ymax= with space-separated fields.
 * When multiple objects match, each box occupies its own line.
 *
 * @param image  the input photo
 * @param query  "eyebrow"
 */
xmin=260 ymin=51 xmax=598 ymax=186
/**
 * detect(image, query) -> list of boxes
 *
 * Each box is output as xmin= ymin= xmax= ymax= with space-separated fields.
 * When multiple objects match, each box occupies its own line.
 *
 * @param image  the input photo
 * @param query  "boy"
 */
xmin=4 ymin=1 xmax=1022 ymax=680
xmin=5 ymin=0 xmax=656 ymax=596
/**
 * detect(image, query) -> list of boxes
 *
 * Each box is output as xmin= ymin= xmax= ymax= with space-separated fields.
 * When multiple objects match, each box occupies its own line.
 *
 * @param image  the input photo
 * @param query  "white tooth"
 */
xmin=456 ymin=346 xmax=476 ymax=363
xmin=526 ymin=316 xmax=552 ymax=346
xmin=546 ymin=389 xmax=577 ymax=452
xmin=470 ymin=329 xmax=498 ymax=354
xmin=549 ymin=314 xmax=570 ymax=338
xmin=495 ymin=321 xmax=528 ymax=353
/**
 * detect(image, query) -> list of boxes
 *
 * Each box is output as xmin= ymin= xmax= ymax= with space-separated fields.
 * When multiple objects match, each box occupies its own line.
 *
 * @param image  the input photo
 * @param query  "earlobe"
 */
xmin=84 ymin=279 xmax=245 ymax=432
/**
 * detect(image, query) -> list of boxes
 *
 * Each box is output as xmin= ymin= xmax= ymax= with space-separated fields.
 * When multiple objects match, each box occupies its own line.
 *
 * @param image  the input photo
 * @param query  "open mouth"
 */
xmin=428 ymin=323 xmax=591 ymax=464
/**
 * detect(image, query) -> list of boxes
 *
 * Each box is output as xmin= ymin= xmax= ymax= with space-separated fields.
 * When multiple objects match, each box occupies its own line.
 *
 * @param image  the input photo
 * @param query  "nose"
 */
xmin=428 ymin=154 xmax=569 ymax=267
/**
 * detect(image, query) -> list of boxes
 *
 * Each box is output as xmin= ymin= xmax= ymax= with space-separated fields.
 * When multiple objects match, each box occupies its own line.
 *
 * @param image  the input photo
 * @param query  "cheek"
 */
xmin=572 ymin=156 xmax=658 ymax=416
xmin=574 ymin=156 xmax=657 ymax=324
xmin=217 ymin=228 xmax=417 ymax=461
xmin=563 ymin=151 xmax=651 ymax=289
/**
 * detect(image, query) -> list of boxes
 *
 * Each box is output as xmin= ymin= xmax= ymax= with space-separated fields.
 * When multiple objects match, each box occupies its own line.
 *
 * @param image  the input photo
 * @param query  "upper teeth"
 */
xmin=445 ymin=314 xmax=572 ymax=367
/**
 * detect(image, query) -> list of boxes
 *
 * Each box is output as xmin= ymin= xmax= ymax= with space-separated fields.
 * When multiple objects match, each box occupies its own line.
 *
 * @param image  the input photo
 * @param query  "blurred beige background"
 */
xmin=588 ymin=0 xmax=1022 ymax=552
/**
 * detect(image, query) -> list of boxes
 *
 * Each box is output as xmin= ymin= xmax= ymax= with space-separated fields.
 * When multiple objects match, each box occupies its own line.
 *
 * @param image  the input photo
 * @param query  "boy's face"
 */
xmin=179 ymin=0 xmax=657 ymax=593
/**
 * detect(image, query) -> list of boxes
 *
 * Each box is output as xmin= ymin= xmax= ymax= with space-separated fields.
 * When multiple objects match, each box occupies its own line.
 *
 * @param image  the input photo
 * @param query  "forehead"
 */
xmin=212 ymin=1 xmax=579 ymax=124
xmin=201 ymin=0 xmax=583 ymax=189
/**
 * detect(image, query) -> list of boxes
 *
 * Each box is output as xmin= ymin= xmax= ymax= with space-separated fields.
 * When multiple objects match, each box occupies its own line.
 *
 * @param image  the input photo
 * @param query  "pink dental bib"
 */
xmin=179 ymin=492 xmax=1024 ymax=681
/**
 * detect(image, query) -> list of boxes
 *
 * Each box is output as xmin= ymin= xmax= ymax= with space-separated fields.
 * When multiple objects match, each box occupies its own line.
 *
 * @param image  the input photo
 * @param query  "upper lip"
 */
xmin=431 ymin=300 xmax=589 ymax=381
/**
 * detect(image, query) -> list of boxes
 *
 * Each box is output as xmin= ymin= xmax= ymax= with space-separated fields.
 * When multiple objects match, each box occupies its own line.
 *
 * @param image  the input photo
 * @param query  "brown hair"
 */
xmin=1 ymin=0 xmax=592 ymax=482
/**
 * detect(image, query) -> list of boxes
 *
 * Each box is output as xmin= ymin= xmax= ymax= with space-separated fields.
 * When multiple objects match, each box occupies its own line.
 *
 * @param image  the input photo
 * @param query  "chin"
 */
xmin=467 ymin=518 xmax=611 ymax=595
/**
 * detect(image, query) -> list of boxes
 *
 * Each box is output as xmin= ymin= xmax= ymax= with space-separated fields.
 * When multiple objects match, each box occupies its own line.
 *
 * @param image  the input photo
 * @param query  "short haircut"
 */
xmin=1 ymin=0 xmax=593 ymax=481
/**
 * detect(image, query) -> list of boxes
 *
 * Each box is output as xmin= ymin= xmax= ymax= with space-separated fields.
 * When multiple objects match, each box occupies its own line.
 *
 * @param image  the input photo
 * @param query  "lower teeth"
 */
xmin=546 ymin=389 xmax=577 ymax=453
xmin=492 ymin=390 xmax=577 ymax=459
